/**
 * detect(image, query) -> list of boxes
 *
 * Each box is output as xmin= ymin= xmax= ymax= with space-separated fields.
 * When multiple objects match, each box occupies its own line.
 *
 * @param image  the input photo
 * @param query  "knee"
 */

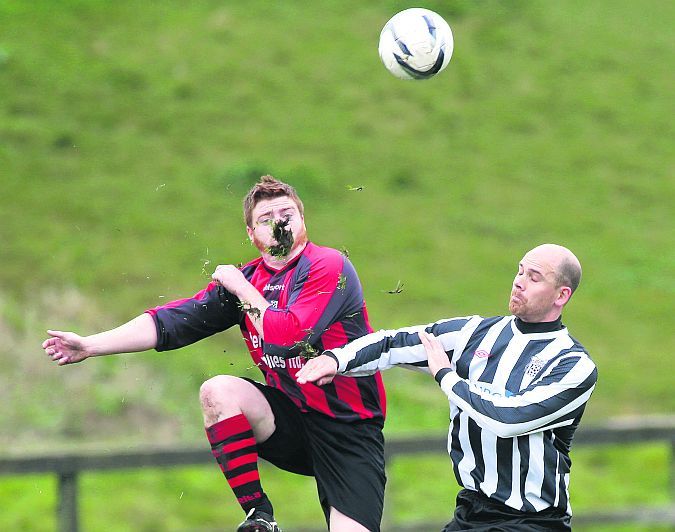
xmin=199 ymin=374 xmax=238 ymax=410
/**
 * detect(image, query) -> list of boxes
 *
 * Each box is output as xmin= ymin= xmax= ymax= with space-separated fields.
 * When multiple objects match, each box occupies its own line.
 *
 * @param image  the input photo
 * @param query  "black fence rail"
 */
xmin=1 ymin=415 xmax=674 ymax=531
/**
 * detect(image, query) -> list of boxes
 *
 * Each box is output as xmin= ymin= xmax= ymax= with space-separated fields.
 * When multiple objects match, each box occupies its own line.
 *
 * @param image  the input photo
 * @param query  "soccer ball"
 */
xmin=378 ymin=8 xmax=453 ymax=80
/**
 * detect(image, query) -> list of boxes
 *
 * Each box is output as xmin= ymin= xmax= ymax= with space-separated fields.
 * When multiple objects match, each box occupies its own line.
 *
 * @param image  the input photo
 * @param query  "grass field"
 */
xmin=0 ymin=442 xmax=671 ymax=530
xmin=1 ymin=0 xmax=673 ymax=528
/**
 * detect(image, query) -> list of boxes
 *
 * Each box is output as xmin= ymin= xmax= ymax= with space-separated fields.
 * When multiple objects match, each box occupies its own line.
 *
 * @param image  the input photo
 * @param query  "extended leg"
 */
xmin=200 ymin=376 xmax=277 ymax=524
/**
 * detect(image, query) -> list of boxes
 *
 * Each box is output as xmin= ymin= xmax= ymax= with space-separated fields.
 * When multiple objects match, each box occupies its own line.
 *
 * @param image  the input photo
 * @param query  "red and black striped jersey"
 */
xmin=146 ymin=242 xmax=386 ymax=422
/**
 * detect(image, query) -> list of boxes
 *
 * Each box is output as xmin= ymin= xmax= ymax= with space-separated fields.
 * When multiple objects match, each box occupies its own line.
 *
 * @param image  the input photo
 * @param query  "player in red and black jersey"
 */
xmin=43 ymin=176 xmax=386 ymax=532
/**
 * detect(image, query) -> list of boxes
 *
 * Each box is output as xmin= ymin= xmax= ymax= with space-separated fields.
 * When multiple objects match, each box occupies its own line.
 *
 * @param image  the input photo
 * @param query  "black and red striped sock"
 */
xmin=205 ymin=414 xmax=273 ymax=515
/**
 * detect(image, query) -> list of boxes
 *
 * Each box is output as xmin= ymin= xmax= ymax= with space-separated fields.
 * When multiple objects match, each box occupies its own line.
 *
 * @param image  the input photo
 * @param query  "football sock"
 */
xmin=205 ymin=414 xmax=273 ymax=516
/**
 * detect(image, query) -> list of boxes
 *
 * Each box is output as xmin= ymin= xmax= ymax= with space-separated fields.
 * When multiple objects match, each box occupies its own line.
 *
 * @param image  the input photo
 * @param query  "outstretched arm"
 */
xmin=42 ymin=313 xmax=157 ymax=365
xmin=296 ymin=316 xmax=480 ymax=383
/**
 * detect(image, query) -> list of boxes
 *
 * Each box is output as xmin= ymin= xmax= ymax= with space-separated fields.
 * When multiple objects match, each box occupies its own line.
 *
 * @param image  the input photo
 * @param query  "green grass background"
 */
xmin=1 ymin=0 xmax=673 ymax=529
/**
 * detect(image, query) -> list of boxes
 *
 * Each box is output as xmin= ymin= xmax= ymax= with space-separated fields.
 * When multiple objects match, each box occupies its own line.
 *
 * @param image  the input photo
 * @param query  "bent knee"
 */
xmin=199 ymin=377 xmax=275 ymax=438
xmin=199 ymin=375 xmax=240 ymax=407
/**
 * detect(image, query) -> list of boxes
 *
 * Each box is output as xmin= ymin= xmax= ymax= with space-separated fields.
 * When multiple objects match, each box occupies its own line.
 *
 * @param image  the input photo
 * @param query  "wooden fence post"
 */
xmin=58 ymin=471 xmax=78 ymax=532
xmin=671 ymin=440 xmax=675 ymax=503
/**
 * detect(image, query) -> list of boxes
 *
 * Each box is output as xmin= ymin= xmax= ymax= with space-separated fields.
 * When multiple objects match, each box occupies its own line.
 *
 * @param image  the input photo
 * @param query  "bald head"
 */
xmin=510 ymin=244 xmax=582 ymax=322
xmin=527 ymin=244 xmax=582 ymax=295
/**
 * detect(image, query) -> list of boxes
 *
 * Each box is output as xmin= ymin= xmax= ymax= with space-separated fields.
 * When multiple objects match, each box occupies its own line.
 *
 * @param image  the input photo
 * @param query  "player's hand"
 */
xmin=211 ymin=265 xmax=248 ymax=296
xmin=42 ymin=330 xmax=90 ymax=365
xmin=296 ymin=354 xmax=339 ymax=386
xmin=419 ymin=331 xmax=451 ymax=378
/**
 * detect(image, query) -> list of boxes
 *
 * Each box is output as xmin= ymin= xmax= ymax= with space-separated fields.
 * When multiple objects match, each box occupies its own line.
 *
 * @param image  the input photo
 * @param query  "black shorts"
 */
xmin=244 ymin=378 xmax=386 ymax=532
xmin=443 ymin=489 xmax=572 ymax=532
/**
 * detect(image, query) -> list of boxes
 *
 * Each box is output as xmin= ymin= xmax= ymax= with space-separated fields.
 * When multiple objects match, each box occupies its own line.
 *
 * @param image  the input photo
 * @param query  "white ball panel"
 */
xmin=378 ymin=8 xmax=454 ymax=80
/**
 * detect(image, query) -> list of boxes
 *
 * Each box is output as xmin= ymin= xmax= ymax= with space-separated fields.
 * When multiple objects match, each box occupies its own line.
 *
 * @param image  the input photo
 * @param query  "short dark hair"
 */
xmin=556 ymin=258 xmax=582 ymax=294
xmin=242 ymin=175 xmax=304 ymax=228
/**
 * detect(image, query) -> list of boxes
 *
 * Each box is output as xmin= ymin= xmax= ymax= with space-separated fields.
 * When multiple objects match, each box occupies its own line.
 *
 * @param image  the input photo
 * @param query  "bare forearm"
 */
xmin=85 ymin=313 xmax=158 ymax=356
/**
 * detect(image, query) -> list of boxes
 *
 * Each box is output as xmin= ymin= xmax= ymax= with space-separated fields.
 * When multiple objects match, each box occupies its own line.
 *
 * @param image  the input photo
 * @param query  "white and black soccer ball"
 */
xmin=378 ymin=8 xmax=453 ymax=80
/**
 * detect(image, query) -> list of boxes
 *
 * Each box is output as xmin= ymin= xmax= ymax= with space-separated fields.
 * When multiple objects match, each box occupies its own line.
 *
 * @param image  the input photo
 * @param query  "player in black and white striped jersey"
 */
xmin=297 ymin=244 xmax=596 ymax=531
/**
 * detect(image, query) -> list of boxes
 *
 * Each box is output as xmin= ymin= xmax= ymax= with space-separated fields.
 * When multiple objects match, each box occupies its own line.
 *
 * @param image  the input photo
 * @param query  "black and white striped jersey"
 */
xmin=327 ymin=315 xmax=597 ymax=515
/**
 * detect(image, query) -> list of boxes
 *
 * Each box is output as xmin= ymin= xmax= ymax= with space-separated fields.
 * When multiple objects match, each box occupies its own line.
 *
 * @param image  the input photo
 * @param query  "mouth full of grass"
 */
xmin=266 ymin=218 xmax=294 ymax=258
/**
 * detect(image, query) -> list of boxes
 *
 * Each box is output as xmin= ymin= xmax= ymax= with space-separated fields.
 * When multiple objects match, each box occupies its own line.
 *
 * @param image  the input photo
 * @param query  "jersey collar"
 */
xmin=514 ymin=316 xmax=563 ymax=334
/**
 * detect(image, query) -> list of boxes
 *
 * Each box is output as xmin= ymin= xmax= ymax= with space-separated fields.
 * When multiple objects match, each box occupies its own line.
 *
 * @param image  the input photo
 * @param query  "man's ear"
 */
xmin=557 ymin=286 xmax=572 ymax=308
xmin=246 ymin=225 xmax=254 ymax=242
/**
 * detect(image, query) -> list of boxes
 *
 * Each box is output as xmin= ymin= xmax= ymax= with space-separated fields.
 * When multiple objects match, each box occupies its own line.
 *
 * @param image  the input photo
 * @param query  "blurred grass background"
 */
xmin=1 ymin=0 xmax=673 ymax=529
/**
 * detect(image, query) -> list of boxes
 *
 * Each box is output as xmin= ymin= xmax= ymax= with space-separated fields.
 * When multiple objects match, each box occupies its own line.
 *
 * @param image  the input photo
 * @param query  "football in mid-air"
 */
xmin=378 ymin=8 xmax=453 ymax=80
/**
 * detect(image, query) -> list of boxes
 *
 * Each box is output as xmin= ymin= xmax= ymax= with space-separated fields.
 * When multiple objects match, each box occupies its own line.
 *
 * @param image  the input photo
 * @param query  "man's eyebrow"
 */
xmin=522 ymin=262 xmax=544 ymax=276
xmin=256 ymin=206 xmax=295 ymax=220
xmin=527 ymin=266 xmax=547 ymax=278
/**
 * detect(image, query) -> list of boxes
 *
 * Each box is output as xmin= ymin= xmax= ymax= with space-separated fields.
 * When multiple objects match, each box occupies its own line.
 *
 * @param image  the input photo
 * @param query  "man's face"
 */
xmin=509 ymin=248 xmax=564 ymax=323
xmin=247 ymin=196 xmax=307 ymax=258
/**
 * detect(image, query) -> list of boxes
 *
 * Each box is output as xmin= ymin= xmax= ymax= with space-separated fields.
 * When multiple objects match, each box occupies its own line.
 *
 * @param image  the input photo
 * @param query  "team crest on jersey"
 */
xmin=525 ymin=356 xmax=545 ymax=376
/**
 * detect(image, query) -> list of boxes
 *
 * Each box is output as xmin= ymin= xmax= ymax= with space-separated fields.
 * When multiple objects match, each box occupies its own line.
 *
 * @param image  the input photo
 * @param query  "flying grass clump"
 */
xmin=293 ymin=339 xmax=319 ymax=359
xmin=237 ymin=300 xmax=261 ymax=320
xmin=265 ymin=218 xmax=294 ymax=258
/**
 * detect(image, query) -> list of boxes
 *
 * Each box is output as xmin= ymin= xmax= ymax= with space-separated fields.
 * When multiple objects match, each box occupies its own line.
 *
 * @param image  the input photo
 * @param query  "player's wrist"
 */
xmin=434 ymin=367 xmax=452 ymax=385
xmin=81 ymin=336 xmax=100 ymax=357
xmin=323 ymin=351 xmax=340 ymax=371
